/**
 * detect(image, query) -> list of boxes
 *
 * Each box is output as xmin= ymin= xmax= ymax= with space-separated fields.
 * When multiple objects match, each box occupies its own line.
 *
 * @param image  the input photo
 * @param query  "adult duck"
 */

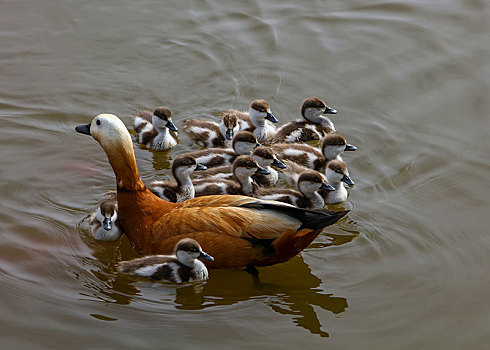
xmin=133 ymin=107 xmax=178 ymax=150
xmin=75 ymin=114 xmax=349 ymax=268
xmin=270 ymin=97 xmax=337 ymax=143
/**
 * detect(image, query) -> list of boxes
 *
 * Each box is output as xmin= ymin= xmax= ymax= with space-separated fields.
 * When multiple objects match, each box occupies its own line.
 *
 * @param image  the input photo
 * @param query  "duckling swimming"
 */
xmin=183 ymin=112 xmax=240 ymax=148
xmin=89 ymin=193 xmax=122 ymax=241
xmin=227 ymin=99 xmax=278 ymax=142
xmin=270 ymin=97 xmax=337 ymax=143
xmin=193 ymin=155 xmax=270 ymax=196
xmin=193 ymin=146 xmax=286 ymax=187
xmin=133 ymin=107 xmax=178 ymax=150
xmin=180 ymin=131 xmax=259 ymax=168
xmin=281 ymin=159 xmax=354 ymax=204
xmin=271 ymin=134 xmax=357 ymax=171
xmin=118 ymin=238 xmax=214 ymax=282
xmin=148 ymin=155 xmax=207 ymax=202
xmin=253 ymin=171 xmax=334 ymax=209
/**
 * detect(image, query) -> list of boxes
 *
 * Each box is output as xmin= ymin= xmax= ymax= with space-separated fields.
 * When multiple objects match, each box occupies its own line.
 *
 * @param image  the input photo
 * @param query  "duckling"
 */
xmin=193 ymin=146 xmax=286 ymax=187
xmin=322 ymin=160 xmax=354 ymax=204
xmin=253 ymin=171 xmax=334 ymax=209
xmin=75 ymin=113 xmax=350 ymax=269
xmin=281 ymin=159 xmax=354 ymax=204
xmin=183 ymin=112 xmax=240 ymax=148
xmin=118 ymin=238 xmax=214 ymax=282
xmin=271 ymin=134 xmax=357 ymax=171
xmin=133 ymin=107 xmax=178 ymax=150
xmin=227 ymin=99 xmax=278 ymax=142
xmin=270 ymin=97 xmax=337 ymax=143
xmin=180 ymin=131 xmax=259 ymax=168
xmin=89 ymin=193 xmax=122 ymax=241
xmin=148 ymin=155 xmax=207 ymax=203
xmin=193 ymin=155 xmax=270 ymax=196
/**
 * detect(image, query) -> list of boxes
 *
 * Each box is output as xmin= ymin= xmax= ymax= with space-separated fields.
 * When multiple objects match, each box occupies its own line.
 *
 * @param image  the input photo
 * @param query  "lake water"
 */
xmin=1 ymin=0 xmax=490 ymax=348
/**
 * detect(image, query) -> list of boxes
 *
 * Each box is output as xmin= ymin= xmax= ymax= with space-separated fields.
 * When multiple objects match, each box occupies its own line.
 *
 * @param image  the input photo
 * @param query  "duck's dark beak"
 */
xmin=195 ymin=163 xmax=207 ymax=171
xmin=198 ymin=251 xmax=214 ymax=261
xmin=271 ymin=158 xmax=286 ymax=169
xmin=166 ymin=120 xmax=178 ymax=132
xmin=342 ymin=174 xmax=354 ymax=186
xmin=323 ymin=105 xmax=337 ymax=114
xmin=320 ymin=182 xmax=335 ymax=191
xmin=256 ymin=165 xmax=271 ymax=175
xmin=75 ymin=123 xmax=91 ymax=135
xmin=225 ymin=128 xmax=234 ymax=140
xmin=266 ymin=112 xmax=278 ymax=123
xmin=344 ymin=143 xmax=357 ymax=152
xmin=255 ymin=142 xmax=262 ymax=149
xmin=103 ymin=217 xmax=112 ymax=231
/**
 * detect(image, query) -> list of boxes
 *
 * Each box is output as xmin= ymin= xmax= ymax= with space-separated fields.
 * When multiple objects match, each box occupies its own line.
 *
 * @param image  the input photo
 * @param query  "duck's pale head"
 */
xmin=326 ymin=160 xmax=354 ymax=186
xmin=301 ymin=97 xmax=337 ymax=122
xmin=153 ymin=106 xmax=178 ymax=132
xmin=249 ymin=99 xmax=277 ymax=123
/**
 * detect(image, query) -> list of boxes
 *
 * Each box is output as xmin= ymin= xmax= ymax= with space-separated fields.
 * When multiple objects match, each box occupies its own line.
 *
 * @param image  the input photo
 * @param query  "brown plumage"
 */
xmin=183 ymin=112 xmax=240 ymax=148
xmin=75 ymin=114 xmax=349 ymax=269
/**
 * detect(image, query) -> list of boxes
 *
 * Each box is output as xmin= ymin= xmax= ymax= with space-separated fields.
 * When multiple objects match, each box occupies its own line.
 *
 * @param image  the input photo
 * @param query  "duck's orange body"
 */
xmin=76 ymin=114 xmax=349 ymax=269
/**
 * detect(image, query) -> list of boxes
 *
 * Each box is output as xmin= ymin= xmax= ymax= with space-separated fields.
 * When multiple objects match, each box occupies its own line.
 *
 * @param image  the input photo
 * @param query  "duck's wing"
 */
xmin=152 ymin=195 xmax=348 ymax=241
xmin=118 ymin=255 xmax=175 ymax=273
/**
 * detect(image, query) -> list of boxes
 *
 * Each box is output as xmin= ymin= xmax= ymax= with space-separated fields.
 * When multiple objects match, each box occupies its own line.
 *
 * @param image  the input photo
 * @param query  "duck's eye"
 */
xmin=96 ymin=119 xmax=101 ymax=126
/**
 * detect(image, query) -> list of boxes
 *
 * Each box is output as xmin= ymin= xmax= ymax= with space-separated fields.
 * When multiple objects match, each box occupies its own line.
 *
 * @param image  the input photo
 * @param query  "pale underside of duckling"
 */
xmin=183 ymin=113 xmax=240 ymax=148
xmin=228 ymin=100 xmax=278 ymax=143
xmin=134 ymin=108 xmax=178 ymax=150
xmin=89 ymin=196 xmax=122 ymax=241
xmin=118 ymin=239 xmax=213 ymax=283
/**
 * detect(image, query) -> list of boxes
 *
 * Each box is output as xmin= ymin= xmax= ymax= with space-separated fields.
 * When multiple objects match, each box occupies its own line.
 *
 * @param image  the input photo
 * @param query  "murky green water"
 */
xmin=1 ymin=0 xmax=490 ymax=348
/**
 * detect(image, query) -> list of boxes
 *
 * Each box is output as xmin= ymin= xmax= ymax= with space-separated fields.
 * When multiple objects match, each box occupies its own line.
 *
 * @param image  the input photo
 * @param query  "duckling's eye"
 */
xmin=96 ymin=119 xmax=101 ymax=126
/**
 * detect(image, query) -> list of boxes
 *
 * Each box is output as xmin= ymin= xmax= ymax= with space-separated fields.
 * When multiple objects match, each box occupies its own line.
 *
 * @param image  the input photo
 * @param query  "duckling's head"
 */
xmin=220 ymin=112 xmax=240 ymax=140
xmin=325 ymin=160 xmax=354 ymax=186
xmin=232 ymin=131 xmax=260 ymax=155
xmin=249 ymin=99 xmax=278 ymax=123
xmin=321 ymin=134 xmax=357 ymax=160
xmin=172 ymin=154 xmax=207 ymax=181
xmin=301 ymin=97 xmax=337 ymax=122
xmin=298 ymin=171 xmax=335 ymax=195
xmin=153 ymin=107 xmax=178 ymax=132
xmin=233 ymin=155 xmax=270 ymax=180
xmin=98 ymin=198 xmax=118 ymax=231
xmin=252 ymin=146 xmax=286 ymax=169
xmin=175 ymin=238 xmax=214 ymax=267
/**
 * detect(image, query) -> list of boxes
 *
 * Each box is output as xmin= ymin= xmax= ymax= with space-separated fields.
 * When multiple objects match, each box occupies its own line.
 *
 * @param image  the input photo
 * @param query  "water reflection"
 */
xmin=77 ymin=217 xmax=359 ymax=338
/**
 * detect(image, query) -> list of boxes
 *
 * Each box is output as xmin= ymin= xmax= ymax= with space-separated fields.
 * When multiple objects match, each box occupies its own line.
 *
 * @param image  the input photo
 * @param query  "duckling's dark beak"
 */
xmin=266 ymin=112 xmax=278 ymax=123
xmin=323 ymin=105 xmax=337 ymax=114
xmin=342 ymin=174 xmax=354 ymax=186
xmin=225 ymin=128 xmax=234 ymax=140
xmin=344 ymin=143 xmax=357 ymax=152
xmin=255 ymin=142 xmax=262 ymax=149
xmin=75 ymin=123 xmax=91 ymax=136
xmin=320 ymin=182 xmax=335 ymax=191
xmin=256 ymin=166 xmax=271 ymax=175
xmin=166 ymin=120 xmax=178 ymax=132
xmin=103 ymin=217 xmax=112 ymax=231
xmin=198 ymin=251 xmax=214 ymax=262
xmin=271 ymin=158 xmax=287 ymax=169
xmin=195 ymin=163 xmax=207 ymax=171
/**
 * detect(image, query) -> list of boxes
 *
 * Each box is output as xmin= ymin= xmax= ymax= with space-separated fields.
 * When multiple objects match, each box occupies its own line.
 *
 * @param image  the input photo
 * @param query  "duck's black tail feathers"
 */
xmin=239 ymin=201 xmax=349 ymax=231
